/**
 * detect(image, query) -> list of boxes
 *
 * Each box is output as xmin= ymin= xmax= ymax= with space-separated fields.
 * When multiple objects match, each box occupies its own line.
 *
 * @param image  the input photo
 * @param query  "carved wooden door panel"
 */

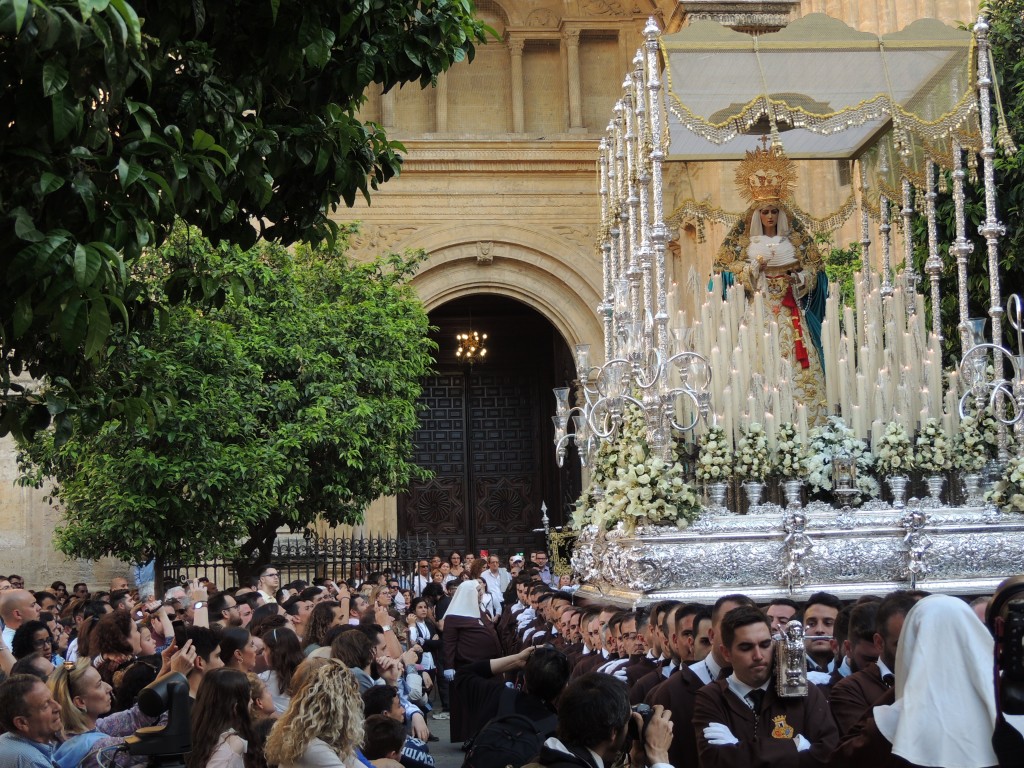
xmin=398 ymin=370 xmax=546 ymax=558
xmin=398 ymin=373 xmax=468 ymax=553
xmin=469 ymin=371 xmax=542 ymax=557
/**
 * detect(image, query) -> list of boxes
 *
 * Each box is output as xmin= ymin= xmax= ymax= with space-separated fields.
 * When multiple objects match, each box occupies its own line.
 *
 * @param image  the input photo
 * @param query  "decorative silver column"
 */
xmin=880 ymin=195 xmax=893 ymax=298
xmin=951 ymin=144 xmax=975 ymax=357
xmin=644 ymin=17 xmax=670 ymax=359
xmin=924 ymin=160 xmax=943 ymax=341
xmin=975 ymin=14 xmax=1009 ymax=462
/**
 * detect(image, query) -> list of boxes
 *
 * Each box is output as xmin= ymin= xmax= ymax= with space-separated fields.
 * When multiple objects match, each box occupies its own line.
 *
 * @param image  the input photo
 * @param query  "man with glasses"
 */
xmin=388 ymin=581 xmax=406 ymax=611
xmin=412 ymin=561 xmax=431 ymax=597
xmin=7 ymin=576 xmax=24 ymax=591
xmin=256 ymin=564 xmax=280 ymax=604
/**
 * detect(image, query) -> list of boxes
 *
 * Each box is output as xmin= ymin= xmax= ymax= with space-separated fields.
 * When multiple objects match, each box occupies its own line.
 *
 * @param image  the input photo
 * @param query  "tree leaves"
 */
xmin=1 ymin=0 xmax=487 ymax=439
xmin=18 ymin=222 xmax=434 ymax=570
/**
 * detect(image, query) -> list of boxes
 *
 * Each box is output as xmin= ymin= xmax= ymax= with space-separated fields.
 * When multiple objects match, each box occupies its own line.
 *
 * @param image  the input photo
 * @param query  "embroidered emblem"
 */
xmin=771 ymin=715 xmax=794 ymax=739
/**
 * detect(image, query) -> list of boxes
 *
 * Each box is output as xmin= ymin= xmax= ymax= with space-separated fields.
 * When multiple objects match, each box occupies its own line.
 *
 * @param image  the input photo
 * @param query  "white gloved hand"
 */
xmin=443 ymin=668 xmax=455 ymax=681
xmin=613 ymin=666 xmax=629 ymax=682
xmin=703 ymin=722 xmax=739 ymax=746
xmin=807 ymin=671 xmax=832 ymax=685
xmin=794 ymin=734 xmax=810 ymax=752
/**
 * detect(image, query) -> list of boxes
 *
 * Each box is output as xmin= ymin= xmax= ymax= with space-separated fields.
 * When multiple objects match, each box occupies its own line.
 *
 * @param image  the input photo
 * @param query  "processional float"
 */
xmin=550 ymin=13 xmax=1024 ymax=603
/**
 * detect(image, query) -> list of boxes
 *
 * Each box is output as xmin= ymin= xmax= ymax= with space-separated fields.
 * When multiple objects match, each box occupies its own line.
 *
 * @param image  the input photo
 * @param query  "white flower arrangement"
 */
xmin=805 ymin=416 xmax=879 ymax=501
xmin=953 ymin=414 xmax=988 ymax=473
xmin=771 ymin=422 xmax=806 ymax=480
xmin=985 ymin=454 xmax=1024 ymax=514
xmin=696 ymin=425 xmax=734 ymax=483
xmin=736 ymin=422 xmax=770 ymax=481
xmin=915 ymin=417 xmax=952 ymax=474
xmin=874 ymin=421 xmax=915 ymax=478
xmin=570 ymin=403 xmax=702 ymax=533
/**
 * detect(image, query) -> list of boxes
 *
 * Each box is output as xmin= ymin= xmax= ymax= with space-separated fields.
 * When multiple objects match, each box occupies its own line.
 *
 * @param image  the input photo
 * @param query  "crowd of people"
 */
xmin=0 ymin=556 xmax=1020 ymax=768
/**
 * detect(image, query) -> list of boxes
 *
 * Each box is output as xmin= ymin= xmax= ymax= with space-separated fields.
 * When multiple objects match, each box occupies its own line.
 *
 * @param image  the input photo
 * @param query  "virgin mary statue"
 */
xmin=714 ymin=143 xmax=828 ymax=424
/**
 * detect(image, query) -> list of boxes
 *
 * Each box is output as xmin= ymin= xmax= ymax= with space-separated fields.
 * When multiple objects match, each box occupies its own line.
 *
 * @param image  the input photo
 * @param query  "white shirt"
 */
xmin=726 ymin=673 xmax=770 ymax=709
xmin=690 ymin=653 xmax=723 ymax=685
xmin=480 ymin=569 xmax=508 ymax=606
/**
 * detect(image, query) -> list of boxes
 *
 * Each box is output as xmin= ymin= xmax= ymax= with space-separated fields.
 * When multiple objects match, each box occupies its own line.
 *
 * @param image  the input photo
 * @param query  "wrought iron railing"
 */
xmin=162 ymin=532 xmax=438 ymax=590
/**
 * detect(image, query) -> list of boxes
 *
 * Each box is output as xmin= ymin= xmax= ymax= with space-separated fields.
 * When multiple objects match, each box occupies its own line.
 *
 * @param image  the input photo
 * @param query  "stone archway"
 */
xmin=405 ymin=224 xmax=606 ymax=360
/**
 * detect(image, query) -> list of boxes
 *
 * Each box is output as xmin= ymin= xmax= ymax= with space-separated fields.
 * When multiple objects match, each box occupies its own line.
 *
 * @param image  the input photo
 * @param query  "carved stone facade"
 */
xmin=0 ymin=0 xmax=981 ymax=586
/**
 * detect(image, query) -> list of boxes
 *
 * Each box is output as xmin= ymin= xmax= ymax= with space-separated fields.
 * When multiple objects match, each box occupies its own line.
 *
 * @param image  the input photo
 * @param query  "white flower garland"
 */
xmin=771 ymin=422 xmax=806 ymax=479
xmin=736 ymin=422 xmax=770 ymax=481
xmin=953 ymin=414 xmax=988 ymax=473
xmin=570 ymin=403 xmax=702 ymax=532
xmin=805 ymin=416 xmax=879 ymax=501
xmin=874 ymin=421 xmax=915 ymax=477
xmin=986 ymin=455 xmax=1024 ymax=514
xmin=696 ymin=425 xmax=734 ymax=483
xmin=915 ymin=417 xmax=952 ymax=474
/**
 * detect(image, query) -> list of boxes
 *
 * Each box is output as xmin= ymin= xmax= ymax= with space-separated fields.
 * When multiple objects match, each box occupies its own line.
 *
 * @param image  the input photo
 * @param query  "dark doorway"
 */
xmin=397 ymin=295 xmax=581 ymax=560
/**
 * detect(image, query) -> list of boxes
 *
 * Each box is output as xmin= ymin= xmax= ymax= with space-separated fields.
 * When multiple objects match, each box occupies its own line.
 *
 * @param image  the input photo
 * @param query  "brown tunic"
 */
xmin=693 ymin=679 xmax=839 ymax=768
xmin=631 ymin=664 xmax=672 ymax=705
xmin=648 ymin=664 xmax=704 ymax=768
xmin=624 ymin=655 xmax=658 ymax=687
xmin=829 ymin=663 xmax=890 ymax=737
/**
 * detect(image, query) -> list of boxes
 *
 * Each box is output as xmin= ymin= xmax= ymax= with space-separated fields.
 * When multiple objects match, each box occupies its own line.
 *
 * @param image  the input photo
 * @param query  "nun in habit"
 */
xmin=443 ymin=579 xmax=502 ymax=742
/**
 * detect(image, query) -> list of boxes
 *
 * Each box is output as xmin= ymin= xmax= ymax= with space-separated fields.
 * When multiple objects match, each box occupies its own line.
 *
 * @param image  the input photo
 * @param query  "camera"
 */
xmin=627 ymin=703 xmax=654 ymax=747
xmin=988 ymin=575 xmax=1024 ymax=715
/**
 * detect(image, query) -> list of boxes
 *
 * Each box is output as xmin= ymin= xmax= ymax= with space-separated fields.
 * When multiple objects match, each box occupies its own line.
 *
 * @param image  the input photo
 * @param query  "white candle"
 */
xmin=765 ymin=412 xmax=778 ymax=451
xmin=870 ymin=418 xmax=883 ymax=454
xmin=797 ymin=403 xmax=809 ymax=443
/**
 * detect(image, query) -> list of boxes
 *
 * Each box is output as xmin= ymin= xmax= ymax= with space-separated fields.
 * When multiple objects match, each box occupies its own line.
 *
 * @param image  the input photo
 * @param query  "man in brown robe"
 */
xmin=693 ymin=605 xmax=838 ymax=767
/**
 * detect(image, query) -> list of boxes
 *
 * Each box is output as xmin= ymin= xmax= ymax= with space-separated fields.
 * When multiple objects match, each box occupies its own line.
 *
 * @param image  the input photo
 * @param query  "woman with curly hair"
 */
xmin=258 ymin=627 xmax=304 ymax=714
xmin=86 ymin=611 xmax=142 ymax=685
xmin=188 ymin=667 xmax=256 ymax=768
xmin=302 ymin=601 xmax=342 ymax=656
xmin=264 ymin=659 xmax=365 ymax=768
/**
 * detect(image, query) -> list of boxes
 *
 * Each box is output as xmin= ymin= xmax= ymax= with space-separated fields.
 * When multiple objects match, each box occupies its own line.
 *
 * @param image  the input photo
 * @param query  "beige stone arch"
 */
xmin=407 ymin=226 xmax=604 ymax=355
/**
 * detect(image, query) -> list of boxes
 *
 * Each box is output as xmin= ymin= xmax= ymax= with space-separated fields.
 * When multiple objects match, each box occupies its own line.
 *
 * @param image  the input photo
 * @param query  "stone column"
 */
xmin=508 ymin=37 xmax=525 ymax=133
xmin=381 ymin=87 xmax=396 ymax=129
xmin=564 ymin=28 xmax=585 ymax=133
xmin=435 ymin=71 xmax=448 ymax=133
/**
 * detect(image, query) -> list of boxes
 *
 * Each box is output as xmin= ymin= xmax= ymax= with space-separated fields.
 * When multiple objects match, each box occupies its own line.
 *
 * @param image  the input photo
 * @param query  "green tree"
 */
xmin=18 ymin=223 xmax=435 ymax=576
xmin=911 ymin=0 xmax=1024 ymax=365
xmin=0 ymin=0 xmax=488 ymax=438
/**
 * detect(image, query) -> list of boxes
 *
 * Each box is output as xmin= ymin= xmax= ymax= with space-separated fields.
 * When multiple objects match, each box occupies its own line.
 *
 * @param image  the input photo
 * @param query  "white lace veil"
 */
xmin=748 ymin=205 xmax=791 ymax=238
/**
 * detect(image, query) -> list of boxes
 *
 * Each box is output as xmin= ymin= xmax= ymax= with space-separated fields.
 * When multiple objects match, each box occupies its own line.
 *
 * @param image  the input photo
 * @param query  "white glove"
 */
xmin=444 ymin=669 xmax=455 ymax=681
xmin=807 ymin=671 xmax=832 ymax=685
xmin=613 ymin=666 xmax=629 ymax=682
xmin=794 ymin=734 xmax=810 ymax=752
xmin=703 ymin=722 xmax=739 ymax=746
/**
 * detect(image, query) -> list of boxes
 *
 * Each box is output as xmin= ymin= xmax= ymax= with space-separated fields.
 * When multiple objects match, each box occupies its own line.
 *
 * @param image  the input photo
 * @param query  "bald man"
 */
xmin=0 ymin=591 xmax=41 ymax=646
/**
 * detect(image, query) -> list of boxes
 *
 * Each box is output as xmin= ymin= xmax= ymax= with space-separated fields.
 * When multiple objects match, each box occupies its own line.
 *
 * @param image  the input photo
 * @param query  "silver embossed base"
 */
xmin=571 ymin=502 xmax=1021 ymax=605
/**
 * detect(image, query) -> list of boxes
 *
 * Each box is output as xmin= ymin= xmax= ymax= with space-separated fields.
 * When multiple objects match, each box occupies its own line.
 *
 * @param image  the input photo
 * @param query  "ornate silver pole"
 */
xmin=613 ymin=101 xmax=628 ymax=317
xmin=975 ymin=14 xmax=1009 ymax=461
xmin=924 ymin=160 xmax=943 ymax=341
xmin=952 ymin=143 xmax=975 ymax=357
xmin=599 ymin=137 xmax=615 ymax=362
xmin=622 ymin=78 xmax=643 ymax=339
xmin=901 ymin=178 xmax=914 ymax=273
xmin=632 ymin=53 xmax=655 ymax=353
xmin=644 ymin=17 xmax=670 ymax=360
xmin=859 ymin=160 xmax=872 ymax=265
xmin=880 ymin=195 xmax=893 ymax=297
